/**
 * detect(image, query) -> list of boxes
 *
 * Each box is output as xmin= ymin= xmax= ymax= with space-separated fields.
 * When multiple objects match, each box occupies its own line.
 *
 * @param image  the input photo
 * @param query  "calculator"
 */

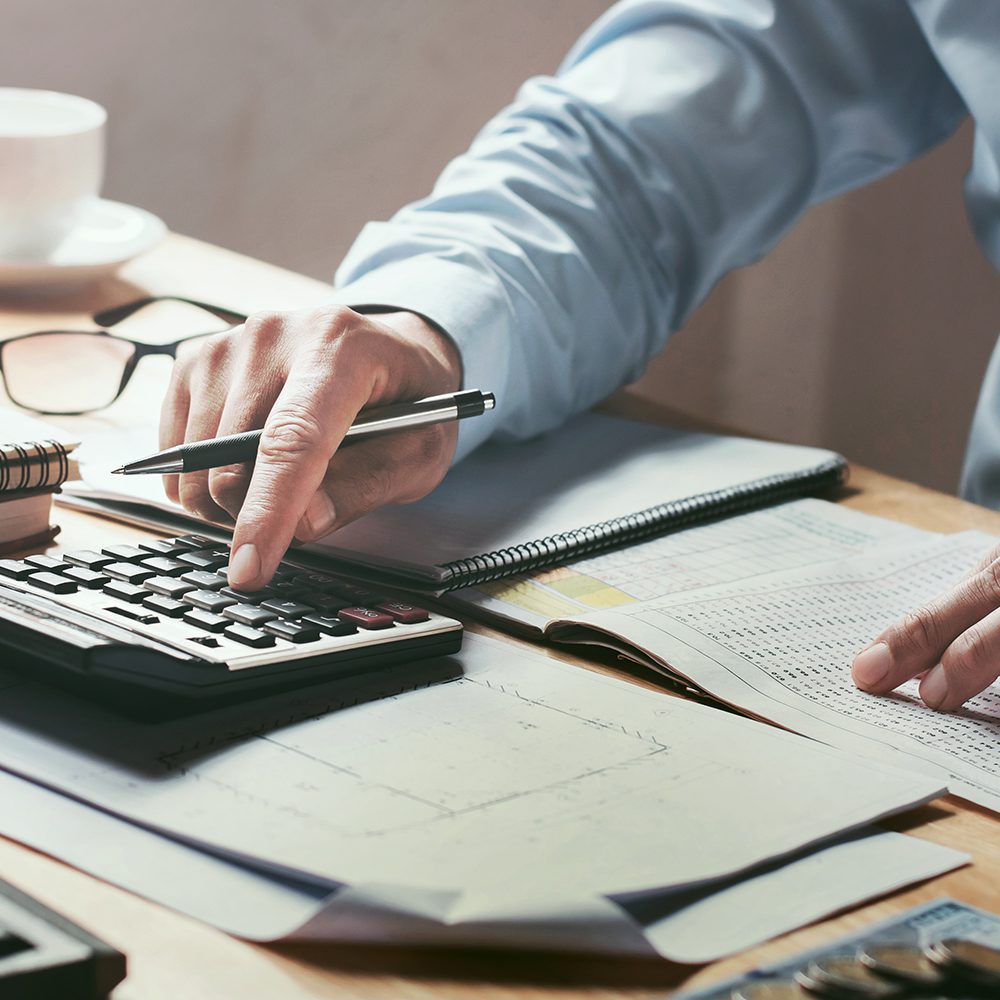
xmin=0 ymin=533 xmax=463 ymax=718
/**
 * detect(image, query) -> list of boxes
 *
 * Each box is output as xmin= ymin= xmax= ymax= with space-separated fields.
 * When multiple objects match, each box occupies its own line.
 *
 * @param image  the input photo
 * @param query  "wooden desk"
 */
xmin=1 ymin=235 xmax=999 ymax=999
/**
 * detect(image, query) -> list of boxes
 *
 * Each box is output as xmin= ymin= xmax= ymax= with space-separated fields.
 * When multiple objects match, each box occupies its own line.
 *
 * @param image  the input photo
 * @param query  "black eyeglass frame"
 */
xmin=0 ymin=296 xmax=249 ymax=416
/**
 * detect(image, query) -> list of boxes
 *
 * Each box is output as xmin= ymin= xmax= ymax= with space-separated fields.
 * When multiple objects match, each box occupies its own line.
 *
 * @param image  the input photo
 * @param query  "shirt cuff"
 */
xmin=328 ymin=256 xmax=511 ymax=463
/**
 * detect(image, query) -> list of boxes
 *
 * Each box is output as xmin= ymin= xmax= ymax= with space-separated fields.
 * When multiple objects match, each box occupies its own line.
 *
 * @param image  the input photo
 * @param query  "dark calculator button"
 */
xmin=177 ymin=549 xmax=228 ymax=571
xmin=145 ymin=575 xmax=196 ymax=599
xmin=63 ymin=549 xmax=114 ymax=570
xmin=263 ymin=619 xmax=322 ymax=643
xmin=219 ymin=586 xmax=263 ymax=603
xmin=377 ymin=601 xmax=429 ymax=624
xmin=140 ymin=556 xmax=189 ymax=576
xmin=24 ymin=554 xmax=70 ymax=572
xmin=291 ymin=572 xmax=340 ymax=591
xmin=181 ymin=569 xmax=226 ymax=590
xmin=307 ymin=593 xmax=351 ymax=612
xmin=184 ymin=589 xmax=237 ymax=613
xmin=102 ymin=579 xmax=147 ymax=604
xmin=101 ymin=543 xmax=148 ymax=562
xmin=107 ymin=605 xmax=160 ymax=625
xmin=142 ymin=594 xmax=188 ymax=618
xmin=104 ymin=562 xmax=155 ymax=584
xmin=224 ymin=623 xmax=277 ymax=648
xmin=138 ymin=538 xmax=190 ymax=556
xmin=62 ymin=566 xmax=109 ymax=589
xmin=338 ymin=606 xmax=395 ymax=630
xmin=0 ymin=559 xmax=35 ymax=581
xmin=302 ymin=613 xmax=358 ymax=636
xmin=336 ymin=584 xmax=382 ymax=604
xmin=259 ymin=598 xmax=315 ymax=619
xmin=28 ymin=571 xmax=78 ymax=594
xmin=182 ymin=608 xmax=229 ymax=633
xmin=260 ymin=579 xmax=306 ymax=599
xmin=172 ymin=534 xmax=221 ymax=551
xmin=223 ymin=604 xmax=278 ymax=627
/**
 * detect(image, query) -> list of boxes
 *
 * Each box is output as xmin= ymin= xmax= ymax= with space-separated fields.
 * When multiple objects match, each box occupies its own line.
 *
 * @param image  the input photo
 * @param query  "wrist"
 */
xmin=374 ymin=310 xmax=463 ymax=392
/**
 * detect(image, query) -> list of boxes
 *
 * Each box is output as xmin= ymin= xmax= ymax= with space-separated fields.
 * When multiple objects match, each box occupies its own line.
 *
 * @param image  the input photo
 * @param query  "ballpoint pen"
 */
xmin=112 ymin=389 xmax=496 ymax=476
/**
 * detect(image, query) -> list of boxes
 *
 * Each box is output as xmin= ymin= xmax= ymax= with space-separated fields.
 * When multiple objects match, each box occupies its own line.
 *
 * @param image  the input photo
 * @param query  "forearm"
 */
xmin=331 ymin=0 xmax=964 ymax=458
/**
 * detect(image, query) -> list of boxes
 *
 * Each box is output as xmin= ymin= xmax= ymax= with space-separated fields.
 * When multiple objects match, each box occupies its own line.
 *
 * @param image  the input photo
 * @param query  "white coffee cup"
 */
xmin=0 ymin=88 xmax=106 ymax=260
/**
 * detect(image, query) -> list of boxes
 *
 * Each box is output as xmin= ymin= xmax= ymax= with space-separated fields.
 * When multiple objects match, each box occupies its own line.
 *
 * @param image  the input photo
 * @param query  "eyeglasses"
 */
xmin=0 ymin=296 xmax=248 ymax=415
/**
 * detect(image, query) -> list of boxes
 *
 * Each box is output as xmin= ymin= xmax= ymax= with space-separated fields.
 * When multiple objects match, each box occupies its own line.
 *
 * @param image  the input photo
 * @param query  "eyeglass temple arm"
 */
xmin=92 ymin=296 xmax=249 ymax=328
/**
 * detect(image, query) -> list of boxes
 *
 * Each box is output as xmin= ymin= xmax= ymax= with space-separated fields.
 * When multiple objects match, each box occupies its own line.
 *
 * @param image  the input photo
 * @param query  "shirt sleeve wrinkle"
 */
xmin=332 ymin=0 xmax=964 ymax=457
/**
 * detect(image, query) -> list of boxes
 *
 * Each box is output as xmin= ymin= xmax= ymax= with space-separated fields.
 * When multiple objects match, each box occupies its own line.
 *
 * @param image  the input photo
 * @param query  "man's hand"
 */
xmin=160 ymin=305 xmax=462 ymax=591
xmin=852 ymin=541 xmax=1000 ymax=711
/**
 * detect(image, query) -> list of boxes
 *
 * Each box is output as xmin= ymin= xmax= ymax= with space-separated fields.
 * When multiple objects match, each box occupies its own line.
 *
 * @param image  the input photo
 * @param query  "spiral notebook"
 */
xmin=0 ymin=414 xmax=81 ymax=554
xmin=304 ymin=413 xmax=848 ymax=590
xmin=62 ymin=412 xmax=846 ymax=591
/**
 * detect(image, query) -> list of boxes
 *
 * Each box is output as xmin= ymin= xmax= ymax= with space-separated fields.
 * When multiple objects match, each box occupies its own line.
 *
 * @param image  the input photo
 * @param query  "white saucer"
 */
xmin=0 ymin=198 xmax=167 ymax=291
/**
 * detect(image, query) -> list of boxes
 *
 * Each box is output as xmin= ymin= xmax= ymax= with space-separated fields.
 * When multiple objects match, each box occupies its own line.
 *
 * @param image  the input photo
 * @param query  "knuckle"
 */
xmin=244 ymin=311 xmax=284 ymax=345
xmin=945 ymin=624 xmax=997 ymax=682
xmin=208 ymin=467 xmax=250 ymax=511
xmin=258 ymin=412 xmax=326 ymax=462
xmin=170 ymin=350 xmax=195 ymax=385
xmin=177 ymin=477 xmax=216 ymax=521
xmin=976 ymin=543 xmax=1000 ymax=574
xmin=311 ymin=303 xmax=356 ymax=334
xmin=983 ymin=558 xmax=1000 ymax=598
xmin=893 ymin=606 xmax=941 ymax=656
xmin=396 ymin=429 xmax=451 ymax=502
xmin=354 ymin=462 xmax=395 ymax=512
xmin=198 ymin=330 xmax=230 ymax=363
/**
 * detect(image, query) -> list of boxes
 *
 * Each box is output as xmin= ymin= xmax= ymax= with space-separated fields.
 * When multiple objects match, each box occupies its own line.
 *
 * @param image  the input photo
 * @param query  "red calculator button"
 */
xmin=376 ymin=601 xmax=429 ymax=624
xmin=338 ymin=606 xmax=395 ymax=629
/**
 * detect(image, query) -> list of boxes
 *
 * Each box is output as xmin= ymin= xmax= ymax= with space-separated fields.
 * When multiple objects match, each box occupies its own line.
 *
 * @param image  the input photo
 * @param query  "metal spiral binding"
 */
xmin=438 ymin=457 xmax=848 ymax=591
xmin=0 ymin=439 xmax=69 ymax=493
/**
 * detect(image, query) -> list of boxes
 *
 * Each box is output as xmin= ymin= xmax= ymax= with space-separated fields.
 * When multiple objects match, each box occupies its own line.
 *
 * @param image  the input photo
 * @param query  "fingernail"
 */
xmin=852 ymin=642 xmax=891 ymax=689
xmin=229 ymin=543 xmax=261 ymax=589
xmin=920 ymin=663 xmax=950 ymax=710
xmin=302 ymin=491 xmax=337 ymax=539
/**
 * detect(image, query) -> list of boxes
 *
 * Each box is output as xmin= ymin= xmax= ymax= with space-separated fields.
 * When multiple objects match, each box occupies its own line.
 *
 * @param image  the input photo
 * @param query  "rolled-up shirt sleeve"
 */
xmin=330 ymin=0 xmax=965 ymax=461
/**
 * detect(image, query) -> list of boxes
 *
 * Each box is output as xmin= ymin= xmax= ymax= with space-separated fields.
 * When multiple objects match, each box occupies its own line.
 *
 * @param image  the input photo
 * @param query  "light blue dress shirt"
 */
xmin=330 ymin=1 xmax=1000 ymax=501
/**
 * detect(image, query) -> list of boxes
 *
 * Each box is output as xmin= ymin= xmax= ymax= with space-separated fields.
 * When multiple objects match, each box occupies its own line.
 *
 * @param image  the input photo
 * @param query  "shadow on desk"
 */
xmin=271 ymin=938 xmax=692 ymax=990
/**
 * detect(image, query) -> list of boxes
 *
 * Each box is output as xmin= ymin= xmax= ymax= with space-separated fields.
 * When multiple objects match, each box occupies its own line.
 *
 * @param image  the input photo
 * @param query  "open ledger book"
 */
xmin=446 ymin=502 xmax=1000 ymax=813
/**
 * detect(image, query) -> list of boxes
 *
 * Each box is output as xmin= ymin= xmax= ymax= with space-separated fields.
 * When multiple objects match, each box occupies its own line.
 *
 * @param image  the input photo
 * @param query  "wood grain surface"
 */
xmin=1 ymin=235 xmax=998 ymax=999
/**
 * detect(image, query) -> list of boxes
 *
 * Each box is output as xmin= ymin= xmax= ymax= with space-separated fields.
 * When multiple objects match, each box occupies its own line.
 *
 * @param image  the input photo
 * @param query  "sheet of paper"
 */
xmin=449 ymin=500 xmax=927 ymax=631
xmin=0 ymin=769 xmax=965 ymax=960
xmin=578 ymin=531 xmax=1000 ymax=811
xmin=0 ymin=635 xmax=943 ymax=905
xmin=675 ymin=898 xmax=1000 ymax=999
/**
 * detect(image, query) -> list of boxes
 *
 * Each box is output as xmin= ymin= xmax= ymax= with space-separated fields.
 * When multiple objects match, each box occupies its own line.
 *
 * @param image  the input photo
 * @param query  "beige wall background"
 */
xmin=5 ymin=1 xmax=1000 ymax=494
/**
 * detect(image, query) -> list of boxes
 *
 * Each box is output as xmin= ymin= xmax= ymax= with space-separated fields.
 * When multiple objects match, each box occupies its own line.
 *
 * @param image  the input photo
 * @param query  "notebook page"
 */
xmin=579 ymin=531 xmax=1000 ymax=811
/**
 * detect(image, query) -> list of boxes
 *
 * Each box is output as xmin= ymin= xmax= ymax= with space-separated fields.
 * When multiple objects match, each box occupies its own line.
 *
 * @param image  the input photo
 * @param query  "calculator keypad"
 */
xmin=0 ymin=536 xmax=451 ymax=672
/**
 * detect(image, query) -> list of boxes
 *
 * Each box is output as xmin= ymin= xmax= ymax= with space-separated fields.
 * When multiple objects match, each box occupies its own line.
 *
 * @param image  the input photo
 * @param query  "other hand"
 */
xmin=160 ymin=305 xmax=462 ymax=590
xmin=852 ymin=540 xmax=1000 ymax=711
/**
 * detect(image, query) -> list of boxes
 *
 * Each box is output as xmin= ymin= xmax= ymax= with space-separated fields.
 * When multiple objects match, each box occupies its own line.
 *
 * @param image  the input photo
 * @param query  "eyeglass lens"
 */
xmin=1 ymin=333 xmax=136 ymax=414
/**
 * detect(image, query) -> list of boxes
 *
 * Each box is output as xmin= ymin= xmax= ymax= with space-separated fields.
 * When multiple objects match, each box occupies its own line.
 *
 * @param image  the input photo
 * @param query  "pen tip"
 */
xmin=110 ymin=466 xmax=126 ymax=475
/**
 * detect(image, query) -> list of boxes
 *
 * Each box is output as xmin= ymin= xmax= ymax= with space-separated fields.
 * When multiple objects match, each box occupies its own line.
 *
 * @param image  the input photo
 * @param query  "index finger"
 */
xmin=227 ymin=344 xmax=373 ymax=590
xmin=851 ymin=559 xmax=1000 ymax=695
